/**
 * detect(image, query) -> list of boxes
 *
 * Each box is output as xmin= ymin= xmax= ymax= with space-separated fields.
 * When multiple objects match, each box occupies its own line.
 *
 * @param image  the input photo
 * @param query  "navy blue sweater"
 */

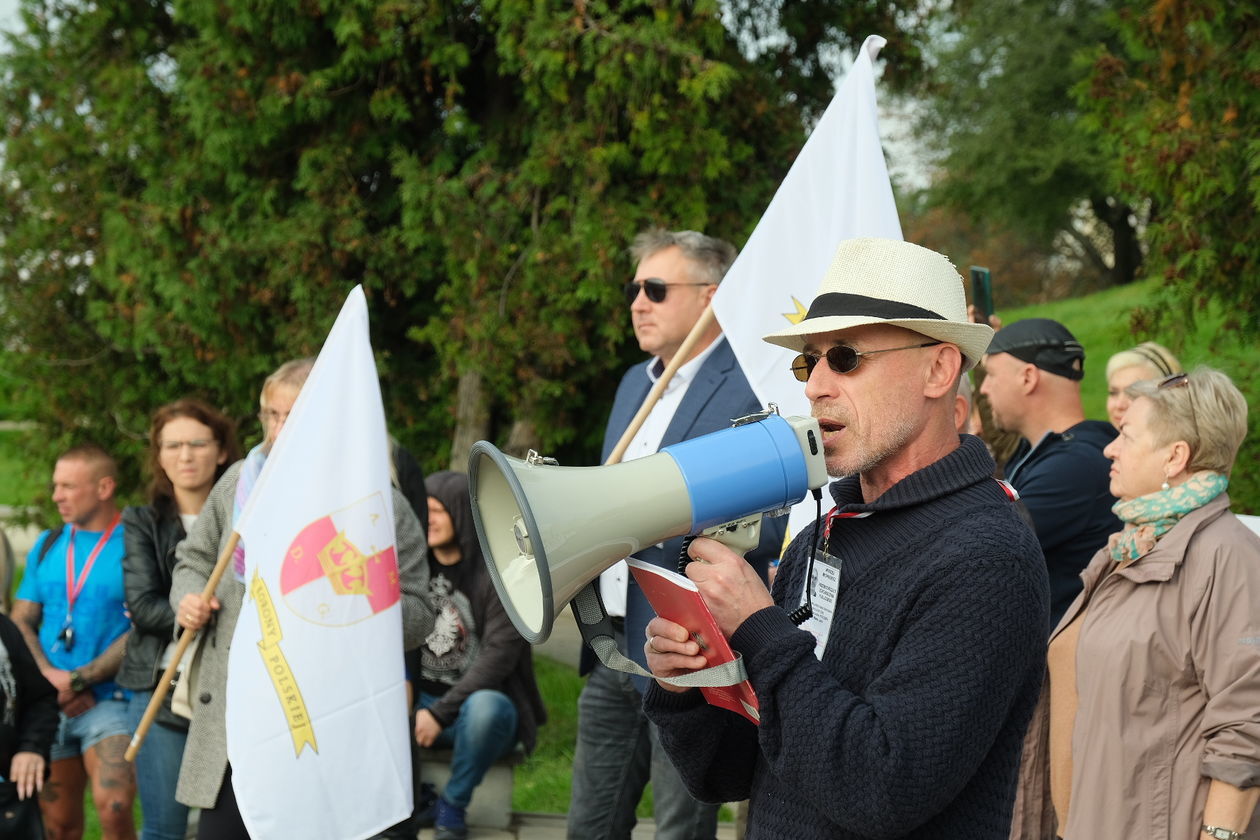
xmin=644 ymin=435 xmax=1048 ymax=839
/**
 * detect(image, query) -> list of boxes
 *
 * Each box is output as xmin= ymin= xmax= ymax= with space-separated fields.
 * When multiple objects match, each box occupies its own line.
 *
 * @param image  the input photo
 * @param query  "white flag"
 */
xmin=711 ymin=35 xmax=902 ymax=531
xmin=228 ymin=286 xmax=411 ymax=840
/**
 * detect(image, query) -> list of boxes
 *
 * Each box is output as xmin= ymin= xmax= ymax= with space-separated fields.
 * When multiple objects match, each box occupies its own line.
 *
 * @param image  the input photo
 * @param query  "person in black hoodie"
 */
xmin=407 ymin=471 xmax=546 ymax=840
xmin=979 ymin=318 xmax=1121 ymax=627
xmin=119 ymin=399 xmax=240 ymax=840
xmin=0 ymin=612 xmax=58 ymax=839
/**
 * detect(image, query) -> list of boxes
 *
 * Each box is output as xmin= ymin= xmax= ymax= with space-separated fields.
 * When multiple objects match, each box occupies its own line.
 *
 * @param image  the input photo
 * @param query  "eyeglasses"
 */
xmin=1157 ymin=372 xmax=1198 ymax=434
xmin=159 ymin=439 xmax=214 ymax=452
xmin=790 ymin=341 xmax=943 ymax=382
xmin=258 ymin=409 xmax=291 ymax=426
xmin=623 ymin=277 xmax=712 ymax=305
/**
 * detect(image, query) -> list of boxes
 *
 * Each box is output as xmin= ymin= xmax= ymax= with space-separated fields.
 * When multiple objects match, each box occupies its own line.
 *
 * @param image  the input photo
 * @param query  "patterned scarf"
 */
xmin=1107 ymin=470 xmax=1228 ymax=565
xmin=231 ymin=444 xmax=269 ymax=580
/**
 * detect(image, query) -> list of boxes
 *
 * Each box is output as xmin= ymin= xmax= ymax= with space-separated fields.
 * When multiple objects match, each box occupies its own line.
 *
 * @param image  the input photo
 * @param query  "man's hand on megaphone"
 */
xmin=686 ymin=536 xmax=774 ymax=638
xmin=644 ymin=616 xmax=707 ymax=694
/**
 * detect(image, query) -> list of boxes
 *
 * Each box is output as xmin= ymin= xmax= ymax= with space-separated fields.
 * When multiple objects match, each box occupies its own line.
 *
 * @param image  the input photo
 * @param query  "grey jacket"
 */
xmin=168 ymin=461 xmax=433 ymax=808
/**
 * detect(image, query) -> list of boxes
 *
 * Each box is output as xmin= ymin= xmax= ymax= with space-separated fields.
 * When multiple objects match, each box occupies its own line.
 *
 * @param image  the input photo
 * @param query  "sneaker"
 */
xmin=434 ymin=796 xmax=468 ymax=840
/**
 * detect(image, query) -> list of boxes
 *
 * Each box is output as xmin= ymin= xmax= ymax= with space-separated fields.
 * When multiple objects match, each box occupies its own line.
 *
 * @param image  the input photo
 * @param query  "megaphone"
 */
xmin=468 ymin=410 xmax=828 ymax=644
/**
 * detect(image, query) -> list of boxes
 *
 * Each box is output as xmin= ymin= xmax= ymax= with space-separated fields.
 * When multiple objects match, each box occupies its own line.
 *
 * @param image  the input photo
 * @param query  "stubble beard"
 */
xmin=826 ymin=412 xmax=919 ymax=479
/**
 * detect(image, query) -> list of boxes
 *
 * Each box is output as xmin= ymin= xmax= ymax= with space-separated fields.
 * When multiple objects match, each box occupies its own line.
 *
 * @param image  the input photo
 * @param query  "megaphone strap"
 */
xmin=572 ymin=583 xmax=752 ymax=689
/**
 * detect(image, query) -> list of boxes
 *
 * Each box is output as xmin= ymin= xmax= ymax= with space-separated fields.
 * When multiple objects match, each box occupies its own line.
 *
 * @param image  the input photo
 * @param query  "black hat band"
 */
xmin=803 ymin=292 xmax=946 ymax=322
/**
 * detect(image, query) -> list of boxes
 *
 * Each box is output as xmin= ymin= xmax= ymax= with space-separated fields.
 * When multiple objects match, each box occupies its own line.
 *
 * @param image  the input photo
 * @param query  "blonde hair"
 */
xmin=1127 ymin=367 xmax=1248 ymax=475
xmin=1105 ymin=341 xmax=1181 ymax=381
xmin=260 ymin=358 xmax=315 ymax=407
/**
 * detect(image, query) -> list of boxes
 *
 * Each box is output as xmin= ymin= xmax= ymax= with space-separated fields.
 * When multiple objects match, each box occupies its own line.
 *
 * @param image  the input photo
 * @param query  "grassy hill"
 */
xmin=999 ymin=279 xmax=1259 ymax=513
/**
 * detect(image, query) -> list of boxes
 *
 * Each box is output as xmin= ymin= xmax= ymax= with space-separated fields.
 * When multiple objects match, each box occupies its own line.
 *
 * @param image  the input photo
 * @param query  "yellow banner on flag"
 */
xmin=250 ymin=571 xmax=318 ymax=756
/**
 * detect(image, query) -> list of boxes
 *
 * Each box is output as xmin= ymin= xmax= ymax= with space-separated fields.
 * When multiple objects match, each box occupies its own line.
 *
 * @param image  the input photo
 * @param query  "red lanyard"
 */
xmin=65 ymin=512 xmax=121 ymax=616
xmin=822 ymin=508 xmax=873 ymax=540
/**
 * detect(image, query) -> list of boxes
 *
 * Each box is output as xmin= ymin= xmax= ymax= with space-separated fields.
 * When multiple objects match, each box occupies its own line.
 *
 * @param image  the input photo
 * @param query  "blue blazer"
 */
xmin=579 ymin=337 xmax=789 ymax=687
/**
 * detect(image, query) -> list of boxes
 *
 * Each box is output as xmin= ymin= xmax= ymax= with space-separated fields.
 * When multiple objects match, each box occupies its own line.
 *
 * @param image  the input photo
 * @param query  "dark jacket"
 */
xmin=413 ymin=472 xmax=547 ymax=753
xmin=117 ymin=503 xmax=185 ymax=692
xmin=1004 ymin=420 xmax=1120 ymax=627
xmin=0 ymin=613 xmax=59 ymax=774
xmin=645 ymin=435 xmax=1049 ymax=839
xmin=582 ymin=337 xmax=787 ymax=688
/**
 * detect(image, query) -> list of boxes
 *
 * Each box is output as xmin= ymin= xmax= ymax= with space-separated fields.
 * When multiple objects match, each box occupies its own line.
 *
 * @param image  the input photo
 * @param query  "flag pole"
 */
xmin=125 ymin=531 xmax=242 ymax=762
xmin=605 ymin=305 xmax=717 ymax=465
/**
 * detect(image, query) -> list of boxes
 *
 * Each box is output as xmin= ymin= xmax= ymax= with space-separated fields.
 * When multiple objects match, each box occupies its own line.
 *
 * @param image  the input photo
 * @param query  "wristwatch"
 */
xmin=1202 ymin=825 xmax=1245 ymax=840
xmin=68 ymin=669 xmax=88 ymax=693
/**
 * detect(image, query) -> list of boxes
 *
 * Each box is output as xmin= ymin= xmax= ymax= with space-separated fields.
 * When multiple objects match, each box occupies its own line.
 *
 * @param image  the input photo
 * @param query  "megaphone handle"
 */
xmin=676 ymin=516 xmax=765 ymax=573
xmin=571 ymin=583 xmax=751 ymax=690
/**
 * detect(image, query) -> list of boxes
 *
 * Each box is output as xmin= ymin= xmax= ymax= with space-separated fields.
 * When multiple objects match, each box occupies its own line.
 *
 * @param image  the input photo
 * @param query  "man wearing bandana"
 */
xmin=980 ymin=318 xmax=1121 ymax=627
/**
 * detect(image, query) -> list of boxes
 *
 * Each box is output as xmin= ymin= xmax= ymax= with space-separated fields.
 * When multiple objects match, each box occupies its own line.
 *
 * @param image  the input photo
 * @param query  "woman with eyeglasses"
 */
xmin=1105 ymin=340 xmax=1182 ymax=428
xmin=119 ymin=399 xmax=240 ymax=840
xmin=1011 ymin=368 xmax=1260 ymax=840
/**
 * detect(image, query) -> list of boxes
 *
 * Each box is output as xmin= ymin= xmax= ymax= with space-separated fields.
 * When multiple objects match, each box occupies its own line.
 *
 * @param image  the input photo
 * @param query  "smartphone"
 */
xmin=970 ymin=266 xmax=994 ymax=324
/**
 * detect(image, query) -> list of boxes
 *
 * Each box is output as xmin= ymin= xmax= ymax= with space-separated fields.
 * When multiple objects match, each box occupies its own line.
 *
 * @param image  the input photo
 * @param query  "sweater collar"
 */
xmin=827 ymin=434 xmax=997 ymax=514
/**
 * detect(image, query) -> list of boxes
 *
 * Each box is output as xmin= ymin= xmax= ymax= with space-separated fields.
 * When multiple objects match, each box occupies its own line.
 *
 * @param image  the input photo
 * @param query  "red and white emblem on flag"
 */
xmin=280 ymin=492 xmax=400 ymax=626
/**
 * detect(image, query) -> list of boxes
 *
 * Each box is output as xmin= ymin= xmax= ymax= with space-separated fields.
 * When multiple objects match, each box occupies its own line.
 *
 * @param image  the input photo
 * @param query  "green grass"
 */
xmin=514 ymin=655 xmax=583 ymax=814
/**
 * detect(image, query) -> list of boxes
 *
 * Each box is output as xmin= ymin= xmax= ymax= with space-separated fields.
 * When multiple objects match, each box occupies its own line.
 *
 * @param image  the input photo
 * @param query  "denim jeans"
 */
xmin=567 ymin=640 xmax=719 ymax=840
xmin=127 ymin=690 xmax=191 ymax=840
xmin=418 ymin=689 xmax=518 ymax=810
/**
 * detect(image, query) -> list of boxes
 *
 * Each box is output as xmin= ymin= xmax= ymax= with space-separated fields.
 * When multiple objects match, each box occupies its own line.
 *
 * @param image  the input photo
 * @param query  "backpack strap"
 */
xmin=34 ymin=524 xmax=66 ymax=569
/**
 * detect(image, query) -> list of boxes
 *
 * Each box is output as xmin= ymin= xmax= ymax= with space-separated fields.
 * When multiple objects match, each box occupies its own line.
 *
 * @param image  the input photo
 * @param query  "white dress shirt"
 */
xmin=598 ymin=339 xmax=722 ymax=617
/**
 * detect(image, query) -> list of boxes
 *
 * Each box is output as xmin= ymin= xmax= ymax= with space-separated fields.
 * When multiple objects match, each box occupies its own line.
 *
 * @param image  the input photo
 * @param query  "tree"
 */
xmin=1077 ymin=0 xmax=1260 ymax=336
xmin=1 ymin=0 xmax=927 ymax=518
xmin=912 ymin=0 xmax=1142 ymax=290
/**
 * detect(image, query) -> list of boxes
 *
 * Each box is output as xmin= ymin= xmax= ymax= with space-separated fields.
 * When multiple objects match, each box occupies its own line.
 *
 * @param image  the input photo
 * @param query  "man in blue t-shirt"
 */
xmin=11 ymin=444 xmax=137 ymax=839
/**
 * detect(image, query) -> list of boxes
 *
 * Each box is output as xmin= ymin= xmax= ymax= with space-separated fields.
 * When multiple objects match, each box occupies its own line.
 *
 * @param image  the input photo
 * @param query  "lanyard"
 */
xmin=822 ymin=508 xmax=873 ymax=540
xmin=65 ymin=512 xmax=121 ymax=616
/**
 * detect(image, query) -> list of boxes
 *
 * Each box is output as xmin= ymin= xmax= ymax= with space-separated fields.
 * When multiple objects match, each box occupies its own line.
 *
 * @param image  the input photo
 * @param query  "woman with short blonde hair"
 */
xmin=1012 ymin=366 xmax=1260 ymax=840
xmin=1104 ymin=340 xmax=1182 ymax=428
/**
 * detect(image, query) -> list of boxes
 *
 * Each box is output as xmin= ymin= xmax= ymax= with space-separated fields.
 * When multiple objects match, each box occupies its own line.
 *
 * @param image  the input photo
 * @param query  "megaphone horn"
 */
xmin=468 ymin=411 xmax=827 ymax=644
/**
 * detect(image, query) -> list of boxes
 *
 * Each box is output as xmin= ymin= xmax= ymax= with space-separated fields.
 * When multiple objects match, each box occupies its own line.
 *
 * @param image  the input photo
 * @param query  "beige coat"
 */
xmin=168 ymin=462 xmax=433 ymax=809
xmin=1012 ymin=493 xmax=1260 ymax=839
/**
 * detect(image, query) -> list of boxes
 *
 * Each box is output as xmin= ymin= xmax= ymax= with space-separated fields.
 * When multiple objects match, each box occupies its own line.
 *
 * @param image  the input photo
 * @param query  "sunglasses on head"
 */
xmin=1157 ymin=372 xmax=1198 ymax=430
xmin=623 ymin=277 xmax=712 ymax=305
xmin=790 ymin=341 xmax=943 ymax=382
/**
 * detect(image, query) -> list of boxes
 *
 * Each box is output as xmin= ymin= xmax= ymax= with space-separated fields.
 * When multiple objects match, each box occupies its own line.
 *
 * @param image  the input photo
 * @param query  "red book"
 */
xmin=627 ymin=559 xmax=760 ymax=725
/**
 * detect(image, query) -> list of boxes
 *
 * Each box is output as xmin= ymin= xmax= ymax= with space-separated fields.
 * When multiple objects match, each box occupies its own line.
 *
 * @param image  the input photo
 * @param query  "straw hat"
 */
xmin=762 ymin=238 xmax=994 ymax=370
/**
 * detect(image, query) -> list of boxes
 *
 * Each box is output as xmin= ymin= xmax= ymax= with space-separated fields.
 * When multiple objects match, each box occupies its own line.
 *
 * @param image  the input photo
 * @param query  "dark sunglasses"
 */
xmin=623 ymin=277 xmax=712 ymax=305
xmin=1157 ymin=372 xmax=1198 ymax=431
xmin=790 ymin=341 xmax=943 ymax=382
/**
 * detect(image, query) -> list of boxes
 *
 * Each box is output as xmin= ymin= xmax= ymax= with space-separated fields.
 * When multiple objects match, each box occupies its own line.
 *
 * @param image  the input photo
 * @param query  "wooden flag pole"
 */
xmin=125 ymin=531 xmax=241 ymax=763
xmin=605 ymin=305 xmax=718 ymax=466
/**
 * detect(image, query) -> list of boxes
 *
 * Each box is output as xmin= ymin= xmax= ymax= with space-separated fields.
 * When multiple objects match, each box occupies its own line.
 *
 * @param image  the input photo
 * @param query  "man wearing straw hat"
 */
xmin=568 ymin=228 xmax=786 ymax=840
xmin=643 ymin=238 xmax=1048 ymax=839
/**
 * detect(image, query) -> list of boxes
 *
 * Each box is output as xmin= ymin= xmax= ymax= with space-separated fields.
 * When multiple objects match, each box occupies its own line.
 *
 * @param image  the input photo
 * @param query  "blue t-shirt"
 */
xmin=17 ymin=524 xmax=131 ymax=700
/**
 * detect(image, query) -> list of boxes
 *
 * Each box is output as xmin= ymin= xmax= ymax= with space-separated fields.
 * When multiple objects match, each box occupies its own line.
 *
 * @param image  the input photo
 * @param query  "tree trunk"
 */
xmin=503 ymin=416 xmax=541 ymax=460
xmin=449 ymin=368 xmax=490 ymax=472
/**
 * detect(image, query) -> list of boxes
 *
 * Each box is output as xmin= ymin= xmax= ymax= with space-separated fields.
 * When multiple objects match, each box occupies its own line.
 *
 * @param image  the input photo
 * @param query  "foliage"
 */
xmin=911 ymin=0 xmax=1142 ymax=289
xmin=5 ymin=0 xmax=926 ymax=520
xmin=1076 ymin=0 xmax=1260 ymax=337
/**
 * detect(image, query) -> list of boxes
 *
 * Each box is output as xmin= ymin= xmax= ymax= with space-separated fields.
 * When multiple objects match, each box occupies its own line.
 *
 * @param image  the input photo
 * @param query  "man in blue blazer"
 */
xmin=567 ymin=229 xmax=786 ymax=840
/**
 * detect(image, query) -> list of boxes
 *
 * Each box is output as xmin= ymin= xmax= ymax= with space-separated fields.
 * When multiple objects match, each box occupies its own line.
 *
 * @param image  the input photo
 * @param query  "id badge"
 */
xmin=56 ymin=616 xmax=76 ymax=653
xmin=797 ymin=550 xmax=842 ymax=660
